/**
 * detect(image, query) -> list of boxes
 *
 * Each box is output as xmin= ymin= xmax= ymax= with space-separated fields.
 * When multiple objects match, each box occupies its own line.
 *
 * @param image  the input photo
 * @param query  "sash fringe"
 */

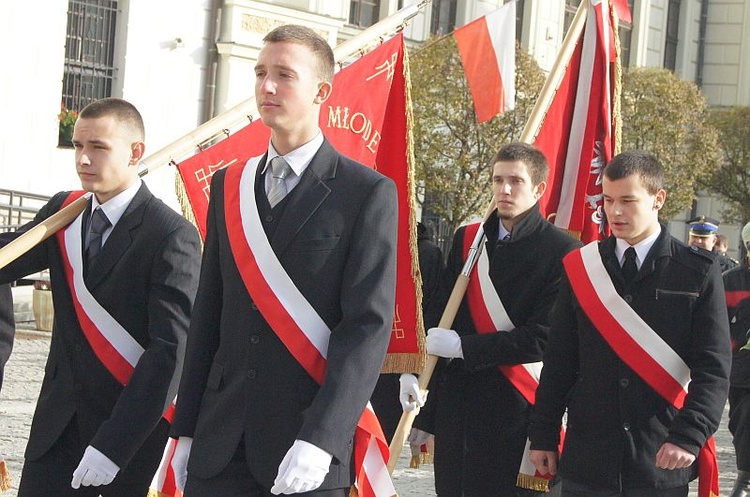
xmin=516 ymin=472 xmax=550 ymax=492
xmin=0 ymin=460 xmax=11 ymax=492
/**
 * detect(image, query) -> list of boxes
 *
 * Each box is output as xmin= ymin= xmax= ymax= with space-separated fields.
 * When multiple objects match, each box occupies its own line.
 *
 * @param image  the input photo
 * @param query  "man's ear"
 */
xmin=130 ymin=141 xmax=145 ymax=166
xmin=653 ymin=189 xmax=667 ymax=210
xmin=314 ymin=81 xmax=333 ymax=104
xmin=534 ymin=181 xmax=548 ymax=199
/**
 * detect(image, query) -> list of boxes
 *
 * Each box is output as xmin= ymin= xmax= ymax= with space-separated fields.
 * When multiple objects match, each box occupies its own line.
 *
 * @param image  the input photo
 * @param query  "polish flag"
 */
xmin=454 ymin=1 xmax=516 ymax=123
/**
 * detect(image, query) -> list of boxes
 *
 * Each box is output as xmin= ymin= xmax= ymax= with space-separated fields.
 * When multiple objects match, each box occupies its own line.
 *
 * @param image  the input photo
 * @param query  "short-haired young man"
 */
xmin=171 ymin=25 xmax=398 ymax=496
xmin=406 ymin=142 xmax=581 ymax=496
xmin=0 ymin=97 xmax=202 ymax=496
xmin=529 ymin=150 xmax=731 ymax=496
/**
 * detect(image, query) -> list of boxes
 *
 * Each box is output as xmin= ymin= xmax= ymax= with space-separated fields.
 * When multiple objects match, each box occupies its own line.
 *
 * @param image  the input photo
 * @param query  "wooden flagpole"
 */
xmin=0 ymin=1 xmax=432 ymax=271
xmin=387 ymin=0 xmax=592 ymax=473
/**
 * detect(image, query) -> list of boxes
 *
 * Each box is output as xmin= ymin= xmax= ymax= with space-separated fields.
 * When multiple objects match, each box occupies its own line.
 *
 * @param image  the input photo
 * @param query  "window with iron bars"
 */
xmin=59 ymin=0 xmax=118 ymax=147
xmin=349 ymin=0 xmax=380 ymax=28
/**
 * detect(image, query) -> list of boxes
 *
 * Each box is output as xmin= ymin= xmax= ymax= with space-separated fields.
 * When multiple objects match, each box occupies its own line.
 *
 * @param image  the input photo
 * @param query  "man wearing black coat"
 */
xmin=529 ymin=151 xmax=731 ymax=496
xmin=0 ymin=284 xmax=14 ymax=393
xmin=409 ymin=143 xmax=581 ymax=496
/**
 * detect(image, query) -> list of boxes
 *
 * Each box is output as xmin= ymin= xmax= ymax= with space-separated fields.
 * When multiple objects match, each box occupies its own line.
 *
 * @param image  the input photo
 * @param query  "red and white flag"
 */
xmin=454 ymin=1 xmax=516 ymax=123
xmin=534 ymin=0 xmax=624 ymax=243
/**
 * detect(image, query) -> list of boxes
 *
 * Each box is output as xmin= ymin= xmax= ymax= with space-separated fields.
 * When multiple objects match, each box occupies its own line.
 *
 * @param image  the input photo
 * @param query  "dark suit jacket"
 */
xmin=172 ymin=139 xmax=398 ymax=490
xmin=0 ymin=283 xmax=14 ymax=392
xmin=529 ymin=227 xmax=731 ymax=491
xmin=0 ymin=183 xmax=201 ymax=470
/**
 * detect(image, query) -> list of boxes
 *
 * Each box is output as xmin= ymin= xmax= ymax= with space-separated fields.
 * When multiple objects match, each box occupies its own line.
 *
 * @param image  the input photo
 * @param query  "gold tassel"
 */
xmin=516 ymin=473 xmax=551 ymax=492
xmin=0 ymin=459 xmax=12 ymax=492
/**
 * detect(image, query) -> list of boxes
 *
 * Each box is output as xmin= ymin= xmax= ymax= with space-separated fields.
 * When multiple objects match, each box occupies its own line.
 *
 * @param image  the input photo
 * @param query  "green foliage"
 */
xmin=410 ymin=37 xmax=544 ymax=233
xmin=701 ymin=106 xmax=750 ymax=223
xmin=620 ymin=67 xmax=720 ymax=220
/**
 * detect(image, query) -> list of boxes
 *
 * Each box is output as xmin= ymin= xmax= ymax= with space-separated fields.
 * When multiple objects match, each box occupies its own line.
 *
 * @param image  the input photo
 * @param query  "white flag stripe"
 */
xmin=486 ymin=1 xmax=516 ymax=111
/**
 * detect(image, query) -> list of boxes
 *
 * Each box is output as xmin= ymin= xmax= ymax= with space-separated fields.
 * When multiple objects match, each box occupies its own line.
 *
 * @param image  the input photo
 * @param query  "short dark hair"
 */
xmin=492 ymin=142 xmax=549 ymax=185
xmin=603 ymin=150 xmax=664 ymax=194
xmin=79 ymin=98 xmax=145 ymax=141
xmin=263 ymin=25 xmax=335 ymax=82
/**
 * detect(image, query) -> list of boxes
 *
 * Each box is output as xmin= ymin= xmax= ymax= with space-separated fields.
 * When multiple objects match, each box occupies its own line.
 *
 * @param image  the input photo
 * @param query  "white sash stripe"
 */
xmin=475 ymin=245 xmax=543 ymax=381
xmin=239 ymin=157 xmax=331 ymax=358
xmin=63 ymin=213 xmax=144 ymax=367
xmin=579 ymin=242 xmax=690 ymax=391
xmin=476 ymin=247 xmax=514 ymax=331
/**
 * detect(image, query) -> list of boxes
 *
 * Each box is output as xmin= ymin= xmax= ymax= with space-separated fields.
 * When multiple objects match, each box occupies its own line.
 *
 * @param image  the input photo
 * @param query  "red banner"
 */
xmin=175 ymin=34 xmax=422 ymax=373
xmin=534 ymin=0 xmax=617 ymax=243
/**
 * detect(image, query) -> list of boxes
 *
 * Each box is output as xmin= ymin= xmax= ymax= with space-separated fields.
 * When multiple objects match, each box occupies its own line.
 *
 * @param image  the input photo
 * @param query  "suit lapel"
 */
xmin=85 ymin=184 xmax=151 ymax=289
xmin=269 ymin=140 xmax=336 ymax=255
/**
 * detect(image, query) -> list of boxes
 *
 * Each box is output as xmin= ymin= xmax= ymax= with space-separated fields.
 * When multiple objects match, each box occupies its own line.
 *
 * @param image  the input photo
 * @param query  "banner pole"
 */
xmin=0 ymin=1 xmax=432 ymax=271
xmin=387 ymin=0 xmax=591 ymax=473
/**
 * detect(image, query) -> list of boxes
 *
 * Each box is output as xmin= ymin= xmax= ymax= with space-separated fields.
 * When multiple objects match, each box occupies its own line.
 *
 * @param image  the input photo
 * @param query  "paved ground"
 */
xmin=0 ymin=330 xmax=741 ymax=496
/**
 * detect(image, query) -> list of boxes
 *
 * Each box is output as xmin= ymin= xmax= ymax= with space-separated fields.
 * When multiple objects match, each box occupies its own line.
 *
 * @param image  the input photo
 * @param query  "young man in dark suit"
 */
xmin=0 ymin=283 xmax=14 ymax=393
xmin=170 ymin=25 xmax=398 ymax=496
xmin=404 ymin=143 xmax=581 ymax=496
xmin=0 ymin=97 xmax=202 ymax=496
xmin=529 ymin=150 xmax=731 ymax=496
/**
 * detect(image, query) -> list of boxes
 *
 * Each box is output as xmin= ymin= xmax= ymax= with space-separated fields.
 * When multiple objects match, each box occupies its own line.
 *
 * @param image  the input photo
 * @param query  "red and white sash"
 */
xmin=55 ymin=192 xmax=179 ymax=497
xmin=223 ymin=158 xmax=396 ymax=497
xmin=564 ymin=241 xmax=719 ymax=497
xmin=462 ymin=223 xmax=553 ymax=491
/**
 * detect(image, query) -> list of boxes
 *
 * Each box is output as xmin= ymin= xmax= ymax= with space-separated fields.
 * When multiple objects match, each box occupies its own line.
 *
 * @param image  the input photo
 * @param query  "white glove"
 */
xmin=171 ymin=437 xmax=193 ymax=491
xmin=71 ymin=445 xmax=120 ymax=489
xmin=426 ymin=327 xmax=463 ymax=359
xmin=407 ymin=427 xmax=433 ymax=446
xmin=271 ymin=439 xmax=332 ymax=495
xmin=399 ymin=373 xmax=427 ymax=412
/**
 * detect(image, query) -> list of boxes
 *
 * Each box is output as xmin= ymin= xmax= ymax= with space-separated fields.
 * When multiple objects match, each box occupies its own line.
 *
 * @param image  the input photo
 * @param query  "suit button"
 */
xmin=620 ymin=378 xmax=629 ymax=388
xmin=74 ymin=383 xmax=83 ymax=391
xmin=623 ymin=422 xmax=630 ymax=431
xmin=623 ymin=294 xmax=633 ymax=303
xmin=250 ymin=335 xmax=260 ymax=344
xmin=74 ymin=344 xmax=82 ymax=352
xmin=246 ymin=369 xmax=256 ymax=379
xmin=250 ymin=302 xmax=258 ymax=311
xmin=265 ymin=215 xmax=273 ymax=222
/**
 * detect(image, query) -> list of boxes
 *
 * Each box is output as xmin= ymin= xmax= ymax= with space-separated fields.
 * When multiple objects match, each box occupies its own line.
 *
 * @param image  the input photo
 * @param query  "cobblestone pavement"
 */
xmin=0 ymin=332 xmax=740 ymax=496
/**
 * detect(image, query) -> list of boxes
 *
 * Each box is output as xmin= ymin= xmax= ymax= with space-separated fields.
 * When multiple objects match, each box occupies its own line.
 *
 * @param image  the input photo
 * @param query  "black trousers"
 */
xmin=184 ymin=440 xmax=347 ymax=497
xmin=18 ymin=415 xmax=169 ymax=497
xmin=729 ymin=386 xmax=750 ymax=471
xmin=560 ymin=479 xmax=688 ymax=497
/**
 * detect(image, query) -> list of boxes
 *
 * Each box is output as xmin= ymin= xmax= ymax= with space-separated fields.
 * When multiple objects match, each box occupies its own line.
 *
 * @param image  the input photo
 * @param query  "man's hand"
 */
xmin=655 ymin=442 xmax=695 ymax=470
xmin=529 ymin=449 xmax=558 ymax=477
xmin=399 ymin=373 xmax=427 ymax=413
xmin=171 ymin=437 xmax=193 ymax=491
xmin=271 ymin=440 xmax=332 ymax=495
xmin=426 ymin=328 xmax=463 ymax=359
xmin=71 ymin=445 xmax=120 ymax=489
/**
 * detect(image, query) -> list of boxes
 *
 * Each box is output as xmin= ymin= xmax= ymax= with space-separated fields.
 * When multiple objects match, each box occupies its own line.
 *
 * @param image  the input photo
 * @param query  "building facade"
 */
xmin=0 ymin=0 xmax=748 ymax=248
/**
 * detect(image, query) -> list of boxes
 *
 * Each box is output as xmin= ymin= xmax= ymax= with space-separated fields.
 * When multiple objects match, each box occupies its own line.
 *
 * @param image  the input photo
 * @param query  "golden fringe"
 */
xmin=409 ymin=452 xmax=434 ymax=468
xmin=610 ymin=0 xmax=623 ymax=156
xmin=146 ymin=490 xmax=171 ymax=497
xmin=516 ymin=473 xmax=551 ymax=492
xmin=174 ymin=170 xmax=201 ymax=238
xmin=0 ymin=460 xmax=11 ymax=492
xmin=381 ymin=38 xmax=425 ymax=375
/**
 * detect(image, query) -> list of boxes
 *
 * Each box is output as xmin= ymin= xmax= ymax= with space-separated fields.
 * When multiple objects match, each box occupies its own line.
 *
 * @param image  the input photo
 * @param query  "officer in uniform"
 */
xmin=687 ymin=216 xmax=737 ymax=272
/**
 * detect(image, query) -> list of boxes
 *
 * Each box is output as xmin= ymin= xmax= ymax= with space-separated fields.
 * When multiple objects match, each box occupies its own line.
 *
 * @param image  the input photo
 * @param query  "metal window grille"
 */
xmin=430 ymin=0 xmax=457 ymax=36
xmin=349 ymin=0 xmax=380 ymax=28
xmin=61 ymin=0 xmax=118 ymax=115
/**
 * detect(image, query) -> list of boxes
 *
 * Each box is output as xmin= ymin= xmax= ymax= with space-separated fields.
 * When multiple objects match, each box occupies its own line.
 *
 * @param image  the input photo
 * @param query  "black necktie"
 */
xmin=86 ymin=207 xmax=111 ymax=262
xmin=622 ymin=246 xmax=638 ymax=284
xmin=502 ymin=233 xmax=510 ymax=241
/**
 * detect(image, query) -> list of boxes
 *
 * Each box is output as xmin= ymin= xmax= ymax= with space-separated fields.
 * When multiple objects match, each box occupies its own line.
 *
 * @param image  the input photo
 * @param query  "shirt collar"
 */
xmin=262 ymin=131 xmax=324 ymax=178
xmin=497 ymin=219 xmax=511 ymax=241
xmin=615 ymin=227 xmax=661 ymax=268
xmin=91 ymin=178 xmax=142 ymax=228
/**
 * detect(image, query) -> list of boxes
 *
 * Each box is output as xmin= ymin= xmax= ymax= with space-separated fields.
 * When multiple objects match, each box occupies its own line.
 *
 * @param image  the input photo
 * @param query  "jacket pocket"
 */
xmin=655 ymin=289 xmax=699 ymax=299
xmin=207 ymin=361 xmax=224 ymax=391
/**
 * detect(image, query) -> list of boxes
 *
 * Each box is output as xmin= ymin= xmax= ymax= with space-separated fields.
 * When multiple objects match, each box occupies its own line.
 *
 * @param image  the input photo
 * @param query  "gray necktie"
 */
xmin=267 ymin=156 xmax=292 ymax=208
xmin=86 ymin=207 xmax=111 ymax=262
